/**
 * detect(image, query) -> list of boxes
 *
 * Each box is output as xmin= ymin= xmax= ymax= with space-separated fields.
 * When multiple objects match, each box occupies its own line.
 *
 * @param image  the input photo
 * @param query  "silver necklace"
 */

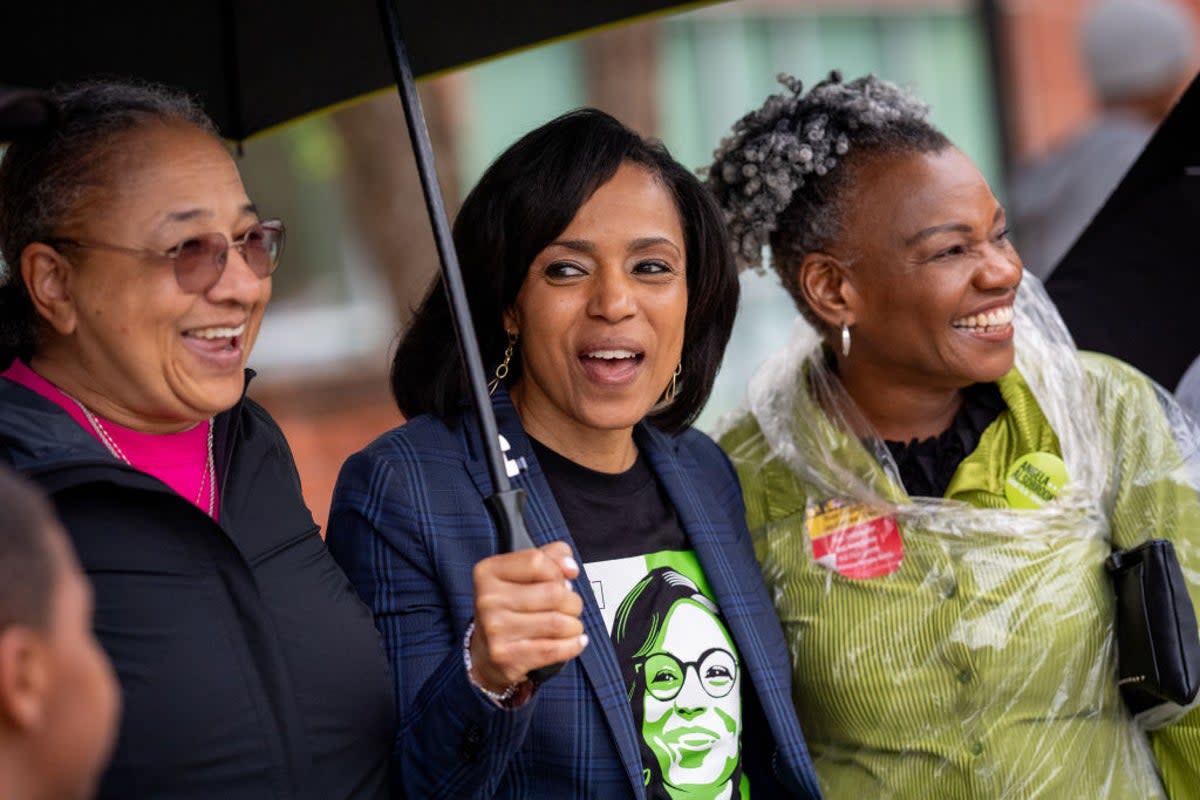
xmin=62 ymin=393 xmax=216 ymax=517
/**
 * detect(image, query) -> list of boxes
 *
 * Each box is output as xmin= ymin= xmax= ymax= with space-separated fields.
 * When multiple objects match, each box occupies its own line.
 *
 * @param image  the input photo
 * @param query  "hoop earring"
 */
xmin=841 ymin=322 xmax=851 ymax=358
xmin=488 ymin=332 xmax=517 ymax=395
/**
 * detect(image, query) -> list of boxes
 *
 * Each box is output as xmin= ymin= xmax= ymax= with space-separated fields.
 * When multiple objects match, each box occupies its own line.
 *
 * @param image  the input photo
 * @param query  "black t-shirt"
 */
xmin=530 ymin=438 xmax=687 ymax=562
xmin=530 ymin=437 xmax=751 ymax=799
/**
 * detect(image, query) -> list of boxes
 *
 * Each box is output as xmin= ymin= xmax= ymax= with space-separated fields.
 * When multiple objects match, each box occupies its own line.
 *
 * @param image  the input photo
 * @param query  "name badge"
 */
xmin=805 ymin=498 xmax=903 ymax=579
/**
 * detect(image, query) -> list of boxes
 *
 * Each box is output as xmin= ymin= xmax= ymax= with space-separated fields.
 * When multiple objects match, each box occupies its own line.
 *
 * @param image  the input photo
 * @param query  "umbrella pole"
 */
xmin=376 ymin=0 xmax=534 ymax=554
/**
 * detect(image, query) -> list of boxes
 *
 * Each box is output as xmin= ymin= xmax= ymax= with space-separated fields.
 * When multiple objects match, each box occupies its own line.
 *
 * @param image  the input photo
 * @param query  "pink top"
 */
xmin=2 ymin=360 xmax=219 ymax=519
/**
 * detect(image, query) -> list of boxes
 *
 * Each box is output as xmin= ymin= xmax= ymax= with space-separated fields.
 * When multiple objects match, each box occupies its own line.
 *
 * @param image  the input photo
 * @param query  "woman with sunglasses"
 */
xmin=0 ymin=82 xmax=394 ymax=799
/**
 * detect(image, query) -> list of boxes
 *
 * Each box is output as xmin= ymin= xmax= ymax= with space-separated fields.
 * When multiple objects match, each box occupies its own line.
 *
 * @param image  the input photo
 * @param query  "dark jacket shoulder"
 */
xmin=0 ymin=370 xmax=394 ymax=800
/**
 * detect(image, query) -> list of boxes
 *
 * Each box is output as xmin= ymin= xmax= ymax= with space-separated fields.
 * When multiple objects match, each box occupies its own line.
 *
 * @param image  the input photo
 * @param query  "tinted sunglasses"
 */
xmin=47 ymin=219 xmax=285 ymax=294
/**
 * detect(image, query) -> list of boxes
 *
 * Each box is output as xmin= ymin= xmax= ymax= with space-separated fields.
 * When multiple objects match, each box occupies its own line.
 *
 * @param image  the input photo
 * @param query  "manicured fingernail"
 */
xmin=579 ymin=634 xmax=589 ymax=649
xmin=563 ymin=557 xmax=579 ymax=573
xmin=565 ymin=579 xmax=573 ymax=592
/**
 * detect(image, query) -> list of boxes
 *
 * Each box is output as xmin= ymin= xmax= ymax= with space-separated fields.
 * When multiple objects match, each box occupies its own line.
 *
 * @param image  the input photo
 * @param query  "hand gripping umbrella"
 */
xmin=1 ymin=1 xmax=712 ymax=559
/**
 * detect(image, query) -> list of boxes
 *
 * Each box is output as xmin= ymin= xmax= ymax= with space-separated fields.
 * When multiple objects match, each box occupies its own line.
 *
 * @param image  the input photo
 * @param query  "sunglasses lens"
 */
xmin=243 ymin=221 xmax=284 ymax=278
xmin=171 ymin=221 xmax=285 ymax=292
xmin=173 ymin=234 xmax=226 ymax=293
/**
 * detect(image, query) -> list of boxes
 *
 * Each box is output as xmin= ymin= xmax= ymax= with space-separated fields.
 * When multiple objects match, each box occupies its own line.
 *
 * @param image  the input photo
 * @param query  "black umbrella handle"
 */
xmin=377 ymin=0 xmax=563 ymax=684
xmin=484 ymin=489 xmax=535 ymax=552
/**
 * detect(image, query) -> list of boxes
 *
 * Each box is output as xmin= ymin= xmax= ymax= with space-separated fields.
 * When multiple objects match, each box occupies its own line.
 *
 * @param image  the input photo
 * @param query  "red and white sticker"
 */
xmin=804 ymin=499 xmax=903 ymax=579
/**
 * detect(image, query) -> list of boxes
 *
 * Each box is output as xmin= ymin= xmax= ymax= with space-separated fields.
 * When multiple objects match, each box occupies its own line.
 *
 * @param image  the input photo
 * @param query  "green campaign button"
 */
xmin=1005 ymin=452 xmax=1068 ymax=509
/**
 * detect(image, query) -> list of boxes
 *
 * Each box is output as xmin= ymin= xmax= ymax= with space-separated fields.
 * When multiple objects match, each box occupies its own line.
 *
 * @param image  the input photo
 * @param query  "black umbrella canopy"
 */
xmin=1045 ymin=72 xmax=1200 ymax=389
xmin=0 ymin=86 xmax=57 ymax=139
xmin=2 ymin=0 xmax=698 ymax=140
xmin=2 ymin=0 xmax=711 ymax=567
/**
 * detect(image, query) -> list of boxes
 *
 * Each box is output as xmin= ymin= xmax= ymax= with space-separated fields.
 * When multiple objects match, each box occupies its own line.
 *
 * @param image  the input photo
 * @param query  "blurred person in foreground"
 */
xmin=0 ymin=81 xmax=394 ymax=798
xmin=1009 ymin=0 xmax=1196 ymax=281
xmin=0 ymin=465 xmax=119 ymax=800
xmin=326 ymin=108 xmax=821 ymax=799
xmin=710 ymin=72 xmax=1200 ymax=798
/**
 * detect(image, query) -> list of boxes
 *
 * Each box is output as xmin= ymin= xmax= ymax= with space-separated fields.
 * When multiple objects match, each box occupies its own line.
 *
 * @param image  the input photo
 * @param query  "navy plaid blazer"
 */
xmin=326 ymin=391 xmax=821 ymax=799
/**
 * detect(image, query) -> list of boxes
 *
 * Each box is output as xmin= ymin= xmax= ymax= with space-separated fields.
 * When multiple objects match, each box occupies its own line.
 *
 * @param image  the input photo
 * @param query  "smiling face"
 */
xmin=831 ymin=147 xmax=1022 ymax=391
xmin=505 ymin=162 xmax=688 ymax=462
xmin=35 ymin=119 xmax=271 ymax=430
xmin=642 ymin=599 xmax=741 ymax=792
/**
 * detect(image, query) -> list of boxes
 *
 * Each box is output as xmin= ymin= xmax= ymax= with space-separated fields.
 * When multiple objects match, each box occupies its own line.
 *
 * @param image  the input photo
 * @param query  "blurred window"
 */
xmin=240 ymin=3 xmax=999 ymax=429
xmin=239 ymin=121 xmax=393 ymax=378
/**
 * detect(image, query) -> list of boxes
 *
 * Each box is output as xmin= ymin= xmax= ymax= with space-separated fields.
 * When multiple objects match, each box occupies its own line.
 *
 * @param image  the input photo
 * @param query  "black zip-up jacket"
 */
xmin=0 ymin=371 xmax=395 ymax=799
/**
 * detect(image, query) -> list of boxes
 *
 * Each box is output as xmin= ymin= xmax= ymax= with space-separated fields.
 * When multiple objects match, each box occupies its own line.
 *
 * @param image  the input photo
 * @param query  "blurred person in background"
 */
xmin=326 ymin=108 xmax=821 ymax=799
xmin=710 ymin=72 xmax=1200 ymax=798
xmin=0 ymin=81 xmax=394 ymax=798
xmin=1009 ymin=0 xmax=1196 ymax=281
xmin=0 ymin=465 xmax=118 ymax=800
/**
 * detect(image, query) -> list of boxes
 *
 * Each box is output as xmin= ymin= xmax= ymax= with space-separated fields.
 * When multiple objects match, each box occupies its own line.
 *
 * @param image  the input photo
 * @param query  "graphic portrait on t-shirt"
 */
xmin=597 ymin=560 xmax=747 ymax=800
xmin=528 ymin=439 xmax=749 ymax=798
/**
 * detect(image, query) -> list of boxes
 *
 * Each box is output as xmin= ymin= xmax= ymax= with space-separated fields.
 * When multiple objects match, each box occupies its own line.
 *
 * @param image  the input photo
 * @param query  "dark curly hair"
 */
xmin=705 ymin=72 xmax=950 ymax=330
xmin=0 ymin=80 xmax=216 ymax=367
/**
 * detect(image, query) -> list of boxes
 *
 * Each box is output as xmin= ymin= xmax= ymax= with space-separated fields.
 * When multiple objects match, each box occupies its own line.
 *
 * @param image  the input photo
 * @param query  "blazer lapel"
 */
xmin=462 ymin=393 xmax=647 ymax=799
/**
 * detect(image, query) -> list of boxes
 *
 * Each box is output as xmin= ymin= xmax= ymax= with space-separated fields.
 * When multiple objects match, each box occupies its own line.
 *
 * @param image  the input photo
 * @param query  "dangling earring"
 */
xmin=841 ymin=322 xmax=852 ymax=358
xmin=664 ymin=363 xmax=682 ymax=404
xmin=488 ymin=332 xmax=517 ymax=395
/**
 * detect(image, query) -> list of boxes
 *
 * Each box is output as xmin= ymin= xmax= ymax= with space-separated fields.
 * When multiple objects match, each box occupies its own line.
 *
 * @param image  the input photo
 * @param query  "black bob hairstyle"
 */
xmin=391 ymin=108 xmax=739 ymax=434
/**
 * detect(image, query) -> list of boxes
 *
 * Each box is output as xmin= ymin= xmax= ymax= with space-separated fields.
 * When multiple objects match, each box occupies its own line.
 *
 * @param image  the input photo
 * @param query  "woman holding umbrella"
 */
xmin=710 ymin=73 xmax=1200 ymax=798
xmin=0 ymin=81 xmax=395 ymax=798
xmin=326 ymin=108 xmax=820 ymax=799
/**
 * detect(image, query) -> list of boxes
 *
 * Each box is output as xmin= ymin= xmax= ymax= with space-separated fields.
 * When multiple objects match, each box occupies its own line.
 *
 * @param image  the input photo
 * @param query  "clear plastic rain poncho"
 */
xmin=717 ymin=275 xmax=1200 ymax=799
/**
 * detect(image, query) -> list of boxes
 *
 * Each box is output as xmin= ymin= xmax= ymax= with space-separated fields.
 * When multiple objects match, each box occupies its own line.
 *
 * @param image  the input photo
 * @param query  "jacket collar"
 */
xmin=0 ymin=367 xmax=253 ymax=481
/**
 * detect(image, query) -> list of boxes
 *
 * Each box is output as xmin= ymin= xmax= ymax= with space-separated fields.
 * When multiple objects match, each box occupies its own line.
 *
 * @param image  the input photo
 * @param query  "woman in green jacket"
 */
xmin=708 ymin=72 xmax=1200 ymax=798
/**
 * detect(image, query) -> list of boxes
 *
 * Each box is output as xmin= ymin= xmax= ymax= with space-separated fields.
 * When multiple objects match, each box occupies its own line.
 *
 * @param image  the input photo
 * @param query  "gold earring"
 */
xmin=664 ymin=363 xmax=682 ymax=404
xmin=488 ymin=332 xmax=518 ymax=395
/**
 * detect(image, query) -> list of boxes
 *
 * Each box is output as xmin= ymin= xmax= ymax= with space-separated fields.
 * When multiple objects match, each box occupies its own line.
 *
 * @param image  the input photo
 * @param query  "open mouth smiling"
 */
xmin=951 ymin=304 xmax=1013 ymax=334
xmin=183 ymin=322 xmax=246 ymax=352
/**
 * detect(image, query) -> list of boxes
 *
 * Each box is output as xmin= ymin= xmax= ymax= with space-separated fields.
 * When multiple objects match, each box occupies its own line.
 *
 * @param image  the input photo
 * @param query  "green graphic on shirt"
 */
xmin=643 ymin=550 xmax=714 ymax=598
xmin=589 ymin=550 xmax=749 ymax=800
xmin=1004 ymin=451 xmax=1069 ymax=509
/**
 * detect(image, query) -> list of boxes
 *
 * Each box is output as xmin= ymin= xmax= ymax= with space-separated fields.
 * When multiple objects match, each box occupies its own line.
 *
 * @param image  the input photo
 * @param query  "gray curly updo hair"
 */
xmin=705 ymin=72 xmax=950 ymax=323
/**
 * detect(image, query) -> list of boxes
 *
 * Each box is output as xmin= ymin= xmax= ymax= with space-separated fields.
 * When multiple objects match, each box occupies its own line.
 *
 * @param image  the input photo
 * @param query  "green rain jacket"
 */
xmin=718 ymin=291 xmax=1200 ymax=799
